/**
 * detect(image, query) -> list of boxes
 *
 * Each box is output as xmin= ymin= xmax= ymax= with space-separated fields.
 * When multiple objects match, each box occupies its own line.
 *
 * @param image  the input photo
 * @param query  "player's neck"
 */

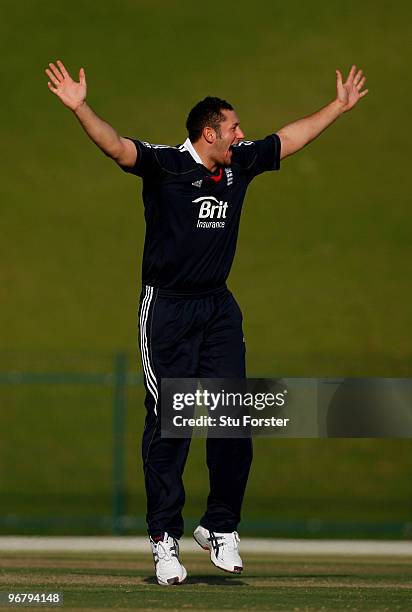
xmin=192 ymin=141 xmax=218 ymax=173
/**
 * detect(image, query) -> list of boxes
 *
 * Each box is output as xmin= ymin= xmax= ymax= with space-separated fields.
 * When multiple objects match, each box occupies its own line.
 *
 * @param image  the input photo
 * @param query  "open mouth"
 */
xmin=224 ymin=144 xmax=236 ymax=163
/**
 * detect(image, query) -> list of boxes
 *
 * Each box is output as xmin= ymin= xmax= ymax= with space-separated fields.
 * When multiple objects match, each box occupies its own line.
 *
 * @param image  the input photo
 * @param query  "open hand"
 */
xmin=336 ymin=65 xmax=368 ymax=112
xmin=45 ymin=60 xmax=87 ymax=111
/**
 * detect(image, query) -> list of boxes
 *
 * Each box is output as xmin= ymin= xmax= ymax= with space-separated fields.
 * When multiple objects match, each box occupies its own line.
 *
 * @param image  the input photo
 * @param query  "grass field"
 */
xmin=1 ymin=551 xmax=412 ymax=610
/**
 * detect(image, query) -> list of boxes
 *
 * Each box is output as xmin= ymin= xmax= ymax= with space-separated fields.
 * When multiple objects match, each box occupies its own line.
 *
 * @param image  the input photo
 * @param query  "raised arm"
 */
xmin=45 ymin=60 xmax=137 ymax=167
xmin=277 ymin=65 xmax=368 ymax=160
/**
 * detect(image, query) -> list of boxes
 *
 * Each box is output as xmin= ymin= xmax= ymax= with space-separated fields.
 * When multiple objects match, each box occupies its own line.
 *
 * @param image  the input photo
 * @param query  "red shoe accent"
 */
xmin=151 ymin=533 xmax=164 ymax=542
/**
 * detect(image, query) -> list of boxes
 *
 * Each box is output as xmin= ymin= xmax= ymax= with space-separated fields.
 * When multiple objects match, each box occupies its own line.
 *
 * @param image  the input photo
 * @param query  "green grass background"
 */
xmin=2 ymin=552 xmax=412 ymax=611
xmin=1 ymin=0 xmax=412 ymax=535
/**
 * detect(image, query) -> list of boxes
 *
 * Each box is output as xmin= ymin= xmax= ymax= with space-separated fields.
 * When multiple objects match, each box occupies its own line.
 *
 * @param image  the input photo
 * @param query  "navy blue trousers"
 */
xmin=138 ymin=285 xmax=253 ymax=539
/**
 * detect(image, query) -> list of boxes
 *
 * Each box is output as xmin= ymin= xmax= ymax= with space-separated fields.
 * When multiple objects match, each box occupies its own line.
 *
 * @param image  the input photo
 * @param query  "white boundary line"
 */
xmin=0 ymin=537 xmax=411 ymax=556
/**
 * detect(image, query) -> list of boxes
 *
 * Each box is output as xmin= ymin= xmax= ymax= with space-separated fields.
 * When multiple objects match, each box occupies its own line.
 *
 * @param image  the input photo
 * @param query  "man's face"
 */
xmin=213 ymin=109 xmax=245 ymax=166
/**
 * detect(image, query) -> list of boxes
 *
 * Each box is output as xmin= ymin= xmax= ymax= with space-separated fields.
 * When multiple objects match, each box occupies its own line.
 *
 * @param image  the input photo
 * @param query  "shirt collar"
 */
xmin=183 ymin=137 xmax=204 ymax=165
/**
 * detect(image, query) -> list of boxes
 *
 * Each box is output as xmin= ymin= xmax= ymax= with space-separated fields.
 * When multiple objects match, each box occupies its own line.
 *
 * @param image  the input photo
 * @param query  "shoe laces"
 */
xmin=151 ymin=532 xmax=179 ymax=563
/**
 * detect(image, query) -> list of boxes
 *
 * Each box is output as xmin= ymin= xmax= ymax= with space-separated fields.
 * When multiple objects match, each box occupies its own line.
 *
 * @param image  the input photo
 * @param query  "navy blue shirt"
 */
xmin=119 ymin=135 xmax=281 ymax=293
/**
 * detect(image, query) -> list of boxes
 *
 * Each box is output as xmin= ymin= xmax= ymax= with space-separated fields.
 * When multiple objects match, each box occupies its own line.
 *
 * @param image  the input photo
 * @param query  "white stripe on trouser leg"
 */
xmin=140 ymin=286 xmax=158 ymax=413
xmin=139 ymin=289 xmax=153 ymax=394
xmin=141 ymin=286 xmax=158 ymax=401
xmin=140 ymin=286 xmax=158 ymax=406
xmin=139 ymin=285 xmax=158 ymax=415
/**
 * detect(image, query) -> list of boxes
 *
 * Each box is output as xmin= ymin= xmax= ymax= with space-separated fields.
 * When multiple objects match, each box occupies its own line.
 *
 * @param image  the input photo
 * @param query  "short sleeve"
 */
xmin=232 ymin=134 xmax=281 ymax=178
xmin=118 ymin=138 xmax=161 ymax=179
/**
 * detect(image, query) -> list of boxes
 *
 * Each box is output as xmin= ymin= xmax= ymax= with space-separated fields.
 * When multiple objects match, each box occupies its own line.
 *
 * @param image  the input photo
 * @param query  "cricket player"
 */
xmin=45 ymin=60 xmax=367 ymax=585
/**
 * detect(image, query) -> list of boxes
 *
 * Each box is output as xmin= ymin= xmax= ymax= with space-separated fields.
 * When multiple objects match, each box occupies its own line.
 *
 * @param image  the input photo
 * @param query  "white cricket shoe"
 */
xmin=150 ymin=532 xmax=187 ymax=585
xmin=193 ymin=525 xmax=243 ymax=573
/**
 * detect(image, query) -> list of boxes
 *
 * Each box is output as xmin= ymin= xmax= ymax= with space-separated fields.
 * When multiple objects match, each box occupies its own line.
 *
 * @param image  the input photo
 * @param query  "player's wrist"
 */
xmin=73 ymin=99 xmax=87 ymax=115
xmin=332 ymin=98 xmax=347 ymax=115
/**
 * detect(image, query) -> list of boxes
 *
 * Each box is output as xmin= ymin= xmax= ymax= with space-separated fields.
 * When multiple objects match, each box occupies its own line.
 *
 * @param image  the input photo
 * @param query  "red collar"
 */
xmin=207 ymin=168 xmax=223 ymax=183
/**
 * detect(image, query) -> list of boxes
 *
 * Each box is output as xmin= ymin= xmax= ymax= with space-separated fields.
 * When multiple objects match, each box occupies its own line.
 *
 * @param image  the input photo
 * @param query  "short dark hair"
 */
xmin=186 ymin=96 xmax=233 ymax=142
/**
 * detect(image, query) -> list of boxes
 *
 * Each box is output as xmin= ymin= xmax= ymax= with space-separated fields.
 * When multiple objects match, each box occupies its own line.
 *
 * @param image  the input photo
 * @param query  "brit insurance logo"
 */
xmin=192 ymin=196 xmax=228 ymax=229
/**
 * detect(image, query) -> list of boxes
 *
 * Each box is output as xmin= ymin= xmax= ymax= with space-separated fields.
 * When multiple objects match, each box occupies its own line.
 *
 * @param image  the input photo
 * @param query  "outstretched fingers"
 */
xmin=356 ymin=75 xmax=366 ymax=90
xmin=56 ymin=59 xmax=70 ymax=79
xmin=346 ymin=64 xmax=357 ymax=84
xmin=45 ymin=67 xmax=60 ymax=87
xmin=353 ymin=69 xmax=363 ymax=85
xmin=45 ymin=59 xmax=86 ymax=109
xmin=48 ymin=62 xmax=64 ymax=82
